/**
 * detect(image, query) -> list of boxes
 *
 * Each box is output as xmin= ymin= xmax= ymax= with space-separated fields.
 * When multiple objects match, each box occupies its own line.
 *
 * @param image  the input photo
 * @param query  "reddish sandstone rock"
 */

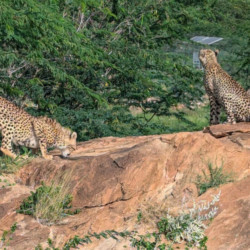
xmin=1 ymin=127 xmax=250 ymax=249
xmin=203 ymin=122 xmax=250 ymax=138
xmin=199 ymin=176 xmax=250 ymax=250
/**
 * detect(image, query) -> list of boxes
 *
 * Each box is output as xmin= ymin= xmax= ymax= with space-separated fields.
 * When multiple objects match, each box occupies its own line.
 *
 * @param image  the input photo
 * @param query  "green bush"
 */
xmin=195 ymin=162 xmax=234 ymax=195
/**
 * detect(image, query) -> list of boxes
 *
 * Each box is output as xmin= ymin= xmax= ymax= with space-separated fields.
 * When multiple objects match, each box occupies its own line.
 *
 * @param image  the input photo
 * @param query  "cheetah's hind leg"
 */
xmin=0 ymin=129 xmax=17 ymax=159
xmin=209 ymin=96 xmax=221 ymax=125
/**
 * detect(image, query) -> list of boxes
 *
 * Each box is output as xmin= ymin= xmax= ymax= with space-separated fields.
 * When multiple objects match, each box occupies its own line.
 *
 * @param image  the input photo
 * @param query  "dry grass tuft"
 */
xmin=138 ymin=202 xmax=175 ymax=227
xmin=35 ymin=170 xmax=73 ymax=225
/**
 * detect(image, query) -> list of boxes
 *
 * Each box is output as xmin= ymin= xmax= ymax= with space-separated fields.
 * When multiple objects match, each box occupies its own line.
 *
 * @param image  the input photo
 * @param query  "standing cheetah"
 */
xmin=0 ymin=96 xmax=77 ymax=159
xmin=199 ymin=49 xmax=250 ymax=125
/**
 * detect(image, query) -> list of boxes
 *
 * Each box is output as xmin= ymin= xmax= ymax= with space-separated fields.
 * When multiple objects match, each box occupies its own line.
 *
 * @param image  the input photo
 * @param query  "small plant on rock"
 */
xmin=0 ymin=222 xmax=17 ymax=249
xmin=159 ymin=192 xmax=220 ymax=249
xmin=17 ymin=171 xmax=78 ymax=225
xmin=195 ymin=162 xmax=234 ymax=195
xmin=0 ymin=177 xmax=16 ymax=189
xmin=133 ymin=191 xmax=220 ymax=249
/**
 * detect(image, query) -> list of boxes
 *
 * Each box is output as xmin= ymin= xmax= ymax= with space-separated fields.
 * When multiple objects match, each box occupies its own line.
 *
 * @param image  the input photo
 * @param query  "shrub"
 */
xmin=195 ymin=162 xmax=234 ymax=195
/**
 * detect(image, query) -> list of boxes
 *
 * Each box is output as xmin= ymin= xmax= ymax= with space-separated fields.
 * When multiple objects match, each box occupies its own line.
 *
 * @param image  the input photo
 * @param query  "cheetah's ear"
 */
xmin=71 ymin=132 xmax=77 ymax=139
xmin=214 ymin=49 xmax=219 ymax=57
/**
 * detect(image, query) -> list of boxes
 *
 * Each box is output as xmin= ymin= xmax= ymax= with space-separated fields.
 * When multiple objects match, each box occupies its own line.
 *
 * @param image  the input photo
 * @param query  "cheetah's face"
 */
xmin=57 ymin=131 xmax=77 ymax=157
xmin=199 ymin=49 xmax=219 ymax=67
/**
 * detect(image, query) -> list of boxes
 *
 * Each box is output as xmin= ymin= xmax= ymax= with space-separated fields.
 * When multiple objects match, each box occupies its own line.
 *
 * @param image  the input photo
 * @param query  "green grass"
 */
xmin=157 ymin=106 xmax=210 ymax=133
xmin=134 ymin=104 xmax=211 ymax=134
xmin=0 ymin=155 xmax=32 ymax=174
xmin=133 ymin=103 xmax=229 ymax=135
xmin=0 ymin=135 xmax=38 ymax=174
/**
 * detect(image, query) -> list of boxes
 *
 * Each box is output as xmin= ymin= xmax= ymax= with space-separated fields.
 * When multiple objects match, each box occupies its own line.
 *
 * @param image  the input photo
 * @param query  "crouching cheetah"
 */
xmin=199 ymin=49 xmax=250 ymax=125
xmin=0 ymin=96 xmax=77 ymax=160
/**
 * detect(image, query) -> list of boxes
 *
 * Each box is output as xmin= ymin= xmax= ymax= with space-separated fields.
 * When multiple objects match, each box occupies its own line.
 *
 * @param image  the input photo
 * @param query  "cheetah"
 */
xmin=199 ymin=49 xmax=250 ymax=125
xmin=0 ymin=96 xmax=77 ymax=160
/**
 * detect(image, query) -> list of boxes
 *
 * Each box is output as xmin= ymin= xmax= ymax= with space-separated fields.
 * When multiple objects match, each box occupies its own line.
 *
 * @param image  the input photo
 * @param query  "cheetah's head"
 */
xmin=199 ymin=49 xmax=219 ymax=67
xmin=57 ymin=129 xmax=77 ymax=158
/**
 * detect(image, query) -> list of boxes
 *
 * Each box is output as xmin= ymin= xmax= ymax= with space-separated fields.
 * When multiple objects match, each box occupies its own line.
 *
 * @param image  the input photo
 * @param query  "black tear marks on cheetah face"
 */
xmin=0 ymin=96 xmax=77 ymax=160
xmin=199 ymin=49 xmax=250 ymax=125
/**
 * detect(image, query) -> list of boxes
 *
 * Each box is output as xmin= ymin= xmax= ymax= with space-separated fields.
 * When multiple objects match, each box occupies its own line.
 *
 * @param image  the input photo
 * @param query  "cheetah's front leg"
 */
xmin=38 ymin=138 xmax=53 ymax=160
xmin=209 ymin=96 xmax=221 ymax=125
xmin=33 ymin=120 xmax=53 ymax=160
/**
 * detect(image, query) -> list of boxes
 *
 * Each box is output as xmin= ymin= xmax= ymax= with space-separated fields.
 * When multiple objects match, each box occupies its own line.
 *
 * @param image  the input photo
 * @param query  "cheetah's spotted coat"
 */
xmin=199 ymin=49 xmax=250 ymax=125
xmin=0 ymin=96 xmax=77 ymax=159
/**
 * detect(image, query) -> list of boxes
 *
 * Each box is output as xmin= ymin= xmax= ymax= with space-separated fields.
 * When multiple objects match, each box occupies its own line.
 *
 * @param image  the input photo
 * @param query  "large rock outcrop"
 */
xmin=1 ymin=123 xmax=250 ymax=249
